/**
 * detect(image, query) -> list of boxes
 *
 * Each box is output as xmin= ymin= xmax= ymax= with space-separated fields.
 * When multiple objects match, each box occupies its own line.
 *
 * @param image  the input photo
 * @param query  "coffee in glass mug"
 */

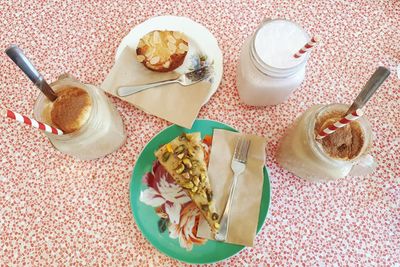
xmin=277 ymin=104 xmax=376 ymax=181
xmin=33 ymin=75 xmax=126 ymax=160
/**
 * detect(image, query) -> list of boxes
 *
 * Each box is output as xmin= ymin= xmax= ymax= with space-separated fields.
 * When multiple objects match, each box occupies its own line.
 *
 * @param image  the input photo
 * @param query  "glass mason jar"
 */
xmin=277 ymin=104 xmax=376 ymax=182
xmin=33 ymin=75 xmax=126 ymax=160
xmin=237 ymin=19 xmax=310 ymax=106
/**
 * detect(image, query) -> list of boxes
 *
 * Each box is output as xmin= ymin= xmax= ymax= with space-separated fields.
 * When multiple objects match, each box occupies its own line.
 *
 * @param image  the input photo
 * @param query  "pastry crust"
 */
xmin=136 ymin=30 xmax=189 ymax=72
xmin=154 ymin=132 xmax=220 ymax=232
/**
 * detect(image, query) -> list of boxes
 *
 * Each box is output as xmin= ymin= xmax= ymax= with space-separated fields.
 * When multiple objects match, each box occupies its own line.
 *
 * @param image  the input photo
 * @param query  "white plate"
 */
xmin=115 ymin=16 xmax=223 ymax=104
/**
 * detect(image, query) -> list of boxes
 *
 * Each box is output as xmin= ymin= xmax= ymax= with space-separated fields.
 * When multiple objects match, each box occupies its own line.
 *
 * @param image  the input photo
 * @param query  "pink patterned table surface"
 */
xmin=0 ymin=0 xmax=399 ymax=266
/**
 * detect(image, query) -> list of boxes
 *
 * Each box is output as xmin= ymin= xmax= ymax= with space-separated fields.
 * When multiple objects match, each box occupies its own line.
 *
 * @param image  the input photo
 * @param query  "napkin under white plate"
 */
xmin=101 ymin=47 xmax=213 ymax=128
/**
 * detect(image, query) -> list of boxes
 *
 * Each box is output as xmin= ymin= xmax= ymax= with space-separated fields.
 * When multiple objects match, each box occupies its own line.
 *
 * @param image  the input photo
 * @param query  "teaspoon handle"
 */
xmin=347 ymin=66 xmax=390 ymax=114
xmin=5 ymin=45 xmax=57 ymax=102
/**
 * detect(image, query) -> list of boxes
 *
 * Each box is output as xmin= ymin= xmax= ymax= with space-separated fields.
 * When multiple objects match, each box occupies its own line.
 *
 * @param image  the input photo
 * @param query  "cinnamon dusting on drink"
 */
xmin=49 ymin=87 xmax=92 ymax=133
xmin=315 ymin=111 xmax=364 ymax=160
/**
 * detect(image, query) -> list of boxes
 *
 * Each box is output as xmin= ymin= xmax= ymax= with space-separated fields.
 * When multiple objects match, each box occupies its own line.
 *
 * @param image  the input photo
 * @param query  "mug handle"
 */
xmin=49 ymin=73 xmax=80 ymax=87
xmin=348 ymin=154 xmax=377 ymax=176
xmin=57 ymin=73 xmax=78 ymax=81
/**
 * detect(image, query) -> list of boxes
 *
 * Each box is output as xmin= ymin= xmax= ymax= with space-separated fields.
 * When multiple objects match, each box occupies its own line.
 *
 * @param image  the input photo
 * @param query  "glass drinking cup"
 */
xmin=237 ymin=19 xmax=310 ymax=106
xmin=277 ymin=103 xmax=376 ymax=182
xmin=33 ymin=75 xmax=126 ymax=160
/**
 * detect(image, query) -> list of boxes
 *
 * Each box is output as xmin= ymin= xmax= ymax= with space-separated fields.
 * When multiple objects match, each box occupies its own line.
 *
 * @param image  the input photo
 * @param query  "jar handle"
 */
xmin=50 ymin=73 xmax=80 ymax=87
xmin=262 ymin=17 xmax=272 ymax=23
xmin=57 ymin=73 xmax=78 ymax=81
xmin=348 ymin=154 xmax=377 ymax=176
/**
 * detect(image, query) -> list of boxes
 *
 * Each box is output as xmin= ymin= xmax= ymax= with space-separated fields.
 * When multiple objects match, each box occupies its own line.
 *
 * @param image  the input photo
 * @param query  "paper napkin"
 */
xmin=197 ymin=129 xmax=267 ymax=247
xmin=101 ymin=47 xmax=213 ymax=128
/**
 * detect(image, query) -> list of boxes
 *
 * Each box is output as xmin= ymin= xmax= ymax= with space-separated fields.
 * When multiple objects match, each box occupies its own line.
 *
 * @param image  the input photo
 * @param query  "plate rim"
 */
xmin=129 ymin=119 xmax=271 ymax=264
xmin=115 ymin=15 xmax=223 ymax=105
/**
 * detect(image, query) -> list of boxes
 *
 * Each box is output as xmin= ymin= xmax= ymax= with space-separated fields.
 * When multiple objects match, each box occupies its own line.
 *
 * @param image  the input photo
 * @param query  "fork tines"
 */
xmin=185 ymin=66 xmax=212 ymax=82
xmin=233 ymin=137 xmax=251 ymax=163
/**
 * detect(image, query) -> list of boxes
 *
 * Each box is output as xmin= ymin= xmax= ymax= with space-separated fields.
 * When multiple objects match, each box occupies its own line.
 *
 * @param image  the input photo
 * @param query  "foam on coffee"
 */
xmin=44 ymin=87 xmax=92 ymax=133
xmin=315 ymin=110 xmax=364 ymax=160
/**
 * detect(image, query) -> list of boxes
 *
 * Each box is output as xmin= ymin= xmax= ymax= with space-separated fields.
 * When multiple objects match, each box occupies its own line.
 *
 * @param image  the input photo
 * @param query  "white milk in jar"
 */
xmin=237 ymin=19 xmax=311 ymax=106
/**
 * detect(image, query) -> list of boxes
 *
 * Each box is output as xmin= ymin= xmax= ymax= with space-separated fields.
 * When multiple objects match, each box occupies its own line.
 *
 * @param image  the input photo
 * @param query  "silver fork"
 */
xmin=117 ymin=66 xmax=211 ymax=97
xmin=215 ymin=137 xmax=251 ymax=242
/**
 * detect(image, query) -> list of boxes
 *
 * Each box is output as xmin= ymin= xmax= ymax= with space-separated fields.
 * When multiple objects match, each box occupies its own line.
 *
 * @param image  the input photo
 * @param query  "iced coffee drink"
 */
xmin=315 ymin=109 xmax=364 ymax=160
xmin=42 ymin=87 xmax=92 ymax=133
xmin=33 ymin=75 xmax=126 ymax=159
xmin=277 ymin=104 xmax=375 ymax=181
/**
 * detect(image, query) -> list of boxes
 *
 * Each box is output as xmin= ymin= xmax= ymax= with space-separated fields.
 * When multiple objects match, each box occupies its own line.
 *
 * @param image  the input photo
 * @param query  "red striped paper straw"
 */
xmin=293 ymin=36 xmax=320 ymax=58
xmin=1 ymin=108 xmax=63 ymax=135
xmin=316 ymin=109 xmax=363 ymax=139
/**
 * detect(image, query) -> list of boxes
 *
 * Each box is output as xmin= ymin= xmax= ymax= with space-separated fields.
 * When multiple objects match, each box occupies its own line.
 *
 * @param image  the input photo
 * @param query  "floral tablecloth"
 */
xmin=0 ymin=0 xmax=399 ymax=265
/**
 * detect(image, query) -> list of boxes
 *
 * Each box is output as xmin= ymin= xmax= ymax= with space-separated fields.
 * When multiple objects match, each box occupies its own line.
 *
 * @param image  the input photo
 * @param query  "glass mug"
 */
xmin=277 ymin=104 xmax=376 ymax=182
xmin=237 ymin=19 xmax=310 ymax=106
xmin=33 ymin=75 xmax=126 ymax=160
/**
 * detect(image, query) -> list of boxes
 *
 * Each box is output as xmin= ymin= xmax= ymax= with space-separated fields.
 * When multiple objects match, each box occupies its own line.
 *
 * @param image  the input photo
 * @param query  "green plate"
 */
xmin=129 ymin=119 xmax=271 ymax=264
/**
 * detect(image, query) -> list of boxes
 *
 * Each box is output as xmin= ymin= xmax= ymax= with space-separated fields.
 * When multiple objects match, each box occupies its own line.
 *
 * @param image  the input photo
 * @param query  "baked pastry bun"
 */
xmin=136 ymin=30 xmax=189 ymax=72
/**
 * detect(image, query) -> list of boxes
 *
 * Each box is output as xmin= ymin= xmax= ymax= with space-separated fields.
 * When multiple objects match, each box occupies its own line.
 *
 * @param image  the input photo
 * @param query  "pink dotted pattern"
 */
xmin=0 ymin=1 xmax=399 ymax=265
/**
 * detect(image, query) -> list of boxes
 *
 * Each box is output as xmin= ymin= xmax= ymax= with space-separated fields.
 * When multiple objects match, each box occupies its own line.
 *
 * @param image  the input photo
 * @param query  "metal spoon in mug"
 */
xmin=346 ymin=66 xmax=390 ymax=115
xmin=5 ymin=45 xmax=58 ymax=101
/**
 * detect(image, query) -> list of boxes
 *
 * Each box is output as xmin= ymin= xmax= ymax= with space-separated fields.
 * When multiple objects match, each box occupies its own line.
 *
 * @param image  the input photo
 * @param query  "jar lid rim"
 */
xmin=251 ymin=18 xmax=310 ymax=73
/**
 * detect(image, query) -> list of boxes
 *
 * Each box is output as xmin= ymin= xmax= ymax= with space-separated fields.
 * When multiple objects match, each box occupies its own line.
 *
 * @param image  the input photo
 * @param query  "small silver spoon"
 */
xmin=5 ymin=45 xmax=58 ymax=101
xmin=346 ymin=66 xmax=390 ymax=115
xmin=117 ymin=66 xmax=211 ymax=97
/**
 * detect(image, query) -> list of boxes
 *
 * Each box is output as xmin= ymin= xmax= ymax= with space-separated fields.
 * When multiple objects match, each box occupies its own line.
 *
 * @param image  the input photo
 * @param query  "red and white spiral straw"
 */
xmin=293 ymin=36 xmax=320 ymax=59
xmin=316 ymin=109 xmax=363 ymax=139
xmin=1 ymin=108 xmax=63 ymax=135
